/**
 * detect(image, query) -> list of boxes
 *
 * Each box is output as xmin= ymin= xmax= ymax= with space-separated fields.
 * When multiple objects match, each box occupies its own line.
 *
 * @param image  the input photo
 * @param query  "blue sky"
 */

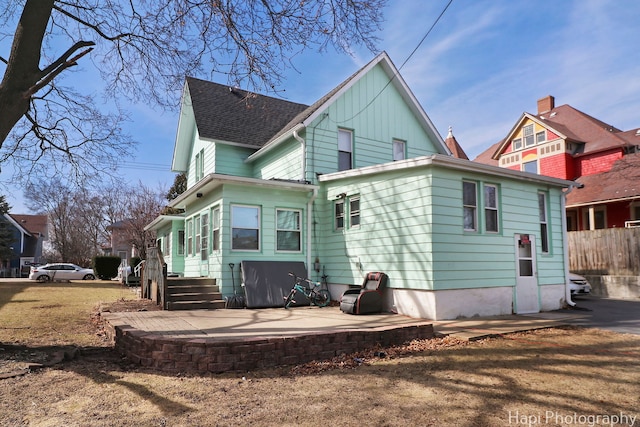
xmin=5 ymin=0 xmax=640 ymax=213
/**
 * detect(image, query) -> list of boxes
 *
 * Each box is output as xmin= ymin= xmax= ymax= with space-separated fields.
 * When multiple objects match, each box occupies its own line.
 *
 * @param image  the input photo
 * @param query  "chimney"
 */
xmin=537 ymin=95 xmax=555 ymax=115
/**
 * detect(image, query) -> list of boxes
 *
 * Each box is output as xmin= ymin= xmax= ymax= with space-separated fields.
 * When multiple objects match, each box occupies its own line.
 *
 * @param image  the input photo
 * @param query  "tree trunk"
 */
xmin=0 ymin=0 xmax=54 ymax=145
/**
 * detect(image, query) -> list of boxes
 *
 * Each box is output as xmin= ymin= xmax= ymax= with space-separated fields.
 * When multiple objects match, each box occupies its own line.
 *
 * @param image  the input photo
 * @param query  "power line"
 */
xmin=337 ymin=0 xmax=454 ymax=124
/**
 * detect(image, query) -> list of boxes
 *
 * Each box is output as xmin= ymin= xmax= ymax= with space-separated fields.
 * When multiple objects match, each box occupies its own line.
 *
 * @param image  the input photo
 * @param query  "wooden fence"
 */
xmin=568 ymin=228 xmax=640 ymax=276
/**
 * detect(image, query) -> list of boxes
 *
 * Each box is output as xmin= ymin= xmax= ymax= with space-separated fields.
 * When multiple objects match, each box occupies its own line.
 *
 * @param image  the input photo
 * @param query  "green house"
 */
xmin=146 ymin=52 xmax=576 ymax=320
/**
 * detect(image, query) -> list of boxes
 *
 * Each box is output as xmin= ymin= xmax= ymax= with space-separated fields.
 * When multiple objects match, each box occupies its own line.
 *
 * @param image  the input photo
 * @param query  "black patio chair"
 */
xmin=339 ymin=272 xmax=388 ymax=315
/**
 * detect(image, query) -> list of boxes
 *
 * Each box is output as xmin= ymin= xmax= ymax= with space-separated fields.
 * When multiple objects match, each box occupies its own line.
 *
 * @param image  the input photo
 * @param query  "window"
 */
xmin=393 ymin=139 xmax=406 ymax=161
xmin=523 ymin=124 xmax=534 ymax=147
xmin=195 ymin=149 xmax=204 ymax=181
xmin=212 ymin=207 xmax=220 ymax=251
xmin=177 ymin=230 xmax=185 ymax=255
xmin=536 ymin=131 xmax=546 ymax=144
xmin=583 ymin=207 xmax=606 ymax=230
xmin=463 ymin=181 xmax=477 ymax=231
xmin=164 ymin=232 xmax=170 ymax=255
xmin=338 ymin=129 xmax=353 ymax=171
xmin=538 ymin=192 xmax=549 ymax=253
xmin=335 ymin=200 xmax=345 ymax=230
xmin=512 ymin=138 xmax=522 ymax=151
xmin=201 ymin=212 xmax=209 ymax=260
xmin=231 ymin=205 xmax=260 ymax=250
xmin=484 ymin=185 xmax=499 ymax=233
xmin=523 ymin=160 xmax=538 ymax=174
xmin=350 ymin=197 xmax=360 ymax=227
xmin=276 ymin=209 xmax=301 ymax=252
xmin=186 ymin=219 xmax=193 ymax=255
xmin=195 ymin=216 xmax=201 ymax=257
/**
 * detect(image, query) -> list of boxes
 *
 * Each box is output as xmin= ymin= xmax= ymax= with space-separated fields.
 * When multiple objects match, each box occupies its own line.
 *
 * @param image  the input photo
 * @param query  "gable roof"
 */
xmin=186 ymin=77 xmax=308 ymax=147
xmin=566 ymin=152 xmax=640 ymax=207
xmin=248 ymin=51 xmax=450 ymax=161
xmin=6 ymin=214 xmax=47 ymax=237
xmin=480 ymin=101 xmax=632 ymax=162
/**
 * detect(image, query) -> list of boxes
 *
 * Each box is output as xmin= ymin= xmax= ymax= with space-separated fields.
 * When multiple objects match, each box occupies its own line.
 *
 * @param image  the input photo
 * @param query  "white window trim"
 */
xmin=349 ymin=196 xmax=361 ymax=228
xmin=335 ymin=199 xmax=345 ymax=231
xmin=212 ymin=206 xmax=221 ymax=252
xmin=231 ymin=204 xmax=261 ymax=251
xmin=275 ymin=208 xmax=302 ymax=253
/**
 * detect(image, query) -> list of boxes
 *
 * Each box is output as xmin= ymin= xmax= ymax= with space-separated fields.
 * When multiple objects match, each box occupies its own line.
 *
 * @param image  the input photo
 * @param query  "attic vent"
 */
xmin=549 ymin=112 xmax=557 ymax=117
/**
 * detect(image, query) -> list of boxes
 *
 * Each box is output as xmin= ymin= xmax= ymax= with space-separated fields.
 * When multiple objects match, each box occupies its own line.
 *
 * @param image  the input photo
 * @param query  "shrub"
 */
xmin=93 ymin=256 xmax=122 ymax=280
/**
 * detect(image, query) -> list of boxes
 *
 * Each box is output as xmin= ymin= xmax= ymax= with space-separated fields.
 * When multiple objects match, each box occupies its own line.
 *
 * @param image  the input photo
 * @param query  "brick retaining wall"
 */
xmin=104 ymin=320 xmax=434 ymax=374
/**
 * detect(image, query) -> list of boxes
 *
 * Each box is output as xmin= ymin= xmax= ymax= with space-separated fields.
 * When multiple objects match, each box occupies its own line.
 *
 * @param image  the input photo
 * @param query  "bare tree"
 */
xmin=121 ymin=183 xmax=167 ymax=260
xmin=0 ymin=0 xmax=384 ymax=185
xmin=25 ymin=179 xmax=167 ymax=264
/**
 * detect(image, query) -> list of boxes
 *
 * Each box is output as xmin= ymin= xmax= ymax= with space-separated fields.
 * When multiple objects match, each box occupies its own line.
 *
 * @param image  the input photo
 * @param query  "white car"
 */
xmin=569 ymin=273 xmax=592 ymax=295
xmin=29 ymin=263 xmax=96 ymax=282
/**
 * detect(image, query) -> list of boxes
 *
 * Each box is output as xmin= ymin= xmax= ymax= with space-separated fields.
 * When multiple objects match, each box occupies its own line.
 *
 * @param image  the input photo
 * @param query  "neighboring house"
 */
xmin=2 ymin=214 xmax=48 ymax=277
xmin=475 ymin=95 xmax=640 ymax=230
xmin=146 ymin=52 xmax=575 ymax=320
xmin=104 ymin=220 xmax=139 ymax=266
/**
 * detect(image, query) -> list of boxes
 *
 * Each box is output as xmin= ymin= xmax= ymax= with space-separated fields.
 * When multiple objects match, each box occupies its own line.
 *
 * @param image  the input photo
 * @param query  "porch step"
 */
xmin=166 ymin=277 xmax=224 ymax=311
xmin=166 ymin=300 xmax=226 ymax=311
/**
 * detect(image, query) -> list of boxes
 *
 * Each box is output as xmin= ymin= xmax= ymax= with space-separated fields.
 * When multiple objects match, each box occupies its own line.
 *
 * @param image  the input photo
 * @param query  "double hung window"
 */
xmin=276 ymin=209 xmax=301 ymax=252
xmin=538 ymin=192 xmax=549 ymax=253
xmin=201 ymin=212 xmax=209 ymax=260
xmin=464 ymin=181 xmax=501 ymax=233
xmin=231 ymin=205 xmax=260 ymax=250
xmin=484 ymin=185 xmax=499 ymax=233
xmin=338 ymin=129 xmax=353 ymax=171
xmin=463 ymin=181 xmax=477 ymax=231
xmin=393 ymin=139 xmax=406 ymax=161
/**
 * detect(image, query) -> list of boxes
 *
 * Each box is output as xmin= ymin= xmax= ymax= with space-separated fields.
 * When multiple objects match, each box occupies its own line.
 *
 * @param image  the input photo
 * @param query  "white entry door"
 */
xmin=514 ymin=234 xmax=539 ymax=314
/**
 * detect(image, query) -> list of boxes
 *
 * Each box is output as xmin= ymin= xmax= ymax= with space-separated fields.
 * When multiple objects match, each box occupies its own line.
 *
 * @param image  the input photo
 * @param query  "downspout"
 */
xmin=293 ymin=129 xmax=306 ymax=182
xmin=293 ymin=129 xmax=316 ymax=278
xmin=307 ymin=188 xmax=318 ymax=280
xmin=562 ymin=184 xmax=578 ymax=307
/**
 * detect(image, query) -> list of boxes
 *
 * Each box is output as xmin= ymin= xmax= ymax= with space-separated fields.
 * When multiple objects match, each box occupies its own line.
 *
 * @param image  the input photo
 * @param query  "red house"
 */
xmin=475 ymin=95 xmax=640 ymax=230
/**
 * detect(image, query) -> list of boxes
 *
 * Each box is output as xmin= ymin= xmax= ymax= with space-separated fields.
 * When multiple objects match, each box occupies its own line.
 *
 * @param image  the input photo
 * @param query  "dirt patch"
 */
xmin=97 ymin=297 xmax=162 ymax=313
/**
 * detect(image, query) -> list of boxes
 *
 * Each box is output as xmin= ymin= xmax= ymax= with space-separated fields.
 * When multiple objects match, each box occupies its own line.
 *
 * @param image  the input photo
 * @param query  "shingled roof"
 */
xmin=476 ymin=99 xmax=635 ymax=164
xmin=186 ymin=77 xmax=308 ymax=147
xmin=444 ymin=126 xmax=469 ymax=160
xmin=7 ymin=214 xmax=48 ymax=236
xmin=566 ymin=152 xmax=640 ymax=207
xmin=533 ymin=104 xmax=629 ymax=155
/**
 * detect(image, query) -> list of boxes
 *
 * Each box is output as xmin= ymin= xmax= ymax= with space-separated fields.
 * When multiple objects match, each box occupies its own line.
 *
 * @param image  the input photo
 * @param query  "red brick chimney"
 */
xmin=537 ymin=95 xmax=555 ymax=114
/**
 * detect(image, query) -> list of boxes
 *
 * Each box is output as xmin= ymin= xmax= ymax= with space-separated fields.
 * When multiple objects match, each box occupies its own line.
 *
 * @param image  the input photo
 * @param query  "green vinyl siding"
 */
xmin=430 ymin=167 xmax=566 ymax=290
xmin=319 ymin=170 xmax=435 ymax=290
xmin=304 ymin=64 xmax=445 ymax=181
xmin=214 ymin=143 xmax=254 ymax=177
xmin=318 ymin=162 xmax=567 ymax=293
xmin=252 ymin=138 xmax=303 ymax=181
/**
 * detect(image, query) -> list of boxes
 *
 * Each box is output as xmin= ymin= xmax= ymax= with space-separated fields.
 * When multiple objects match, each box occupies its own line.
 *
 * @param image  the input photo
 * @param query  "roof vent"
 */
xmin=635 ymin=129 xmax=640 ymax=136
xmin=549 ymin=112 xmax=557 ymax=117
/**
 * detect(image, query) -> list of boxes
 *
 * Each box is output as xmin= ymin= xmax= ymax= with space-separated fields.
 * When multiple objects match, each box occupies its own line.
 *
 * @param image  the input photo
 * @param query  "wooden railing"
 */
xmin=142 ymin=246 xmax=167 ymax=309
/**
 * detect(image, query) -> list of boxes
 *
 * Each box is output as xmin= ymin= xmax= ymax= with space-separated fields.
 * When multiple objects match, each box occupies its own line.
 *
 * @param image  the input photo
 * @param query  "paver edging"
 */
xmin=104 ymin=319 xmax=434 ymax=374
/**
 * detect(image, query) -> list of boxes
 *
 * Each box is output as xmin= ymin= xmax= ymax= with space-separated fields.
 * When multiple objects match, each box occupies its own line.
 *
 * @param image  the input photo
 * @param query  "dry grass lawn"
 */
xmin=1 ymin=280 xmax=639 ymax=426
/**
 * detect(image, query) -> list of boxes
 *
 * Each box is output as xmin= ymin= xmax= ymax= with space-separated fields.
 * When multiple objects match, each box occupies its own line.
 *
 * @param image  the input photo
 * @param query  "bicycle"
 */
xmin=284 ymin=272 xmax=331 ymax=309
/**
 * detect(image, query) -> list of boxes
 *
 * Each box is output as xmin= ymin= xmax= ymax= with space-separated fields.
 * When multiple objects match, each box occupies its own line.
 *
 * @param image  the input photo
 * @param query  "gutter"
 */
xmin=562 ymin=184 xmax=578 ymax=307
xmin=246 ymin=123 xmax=305 ymax=163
